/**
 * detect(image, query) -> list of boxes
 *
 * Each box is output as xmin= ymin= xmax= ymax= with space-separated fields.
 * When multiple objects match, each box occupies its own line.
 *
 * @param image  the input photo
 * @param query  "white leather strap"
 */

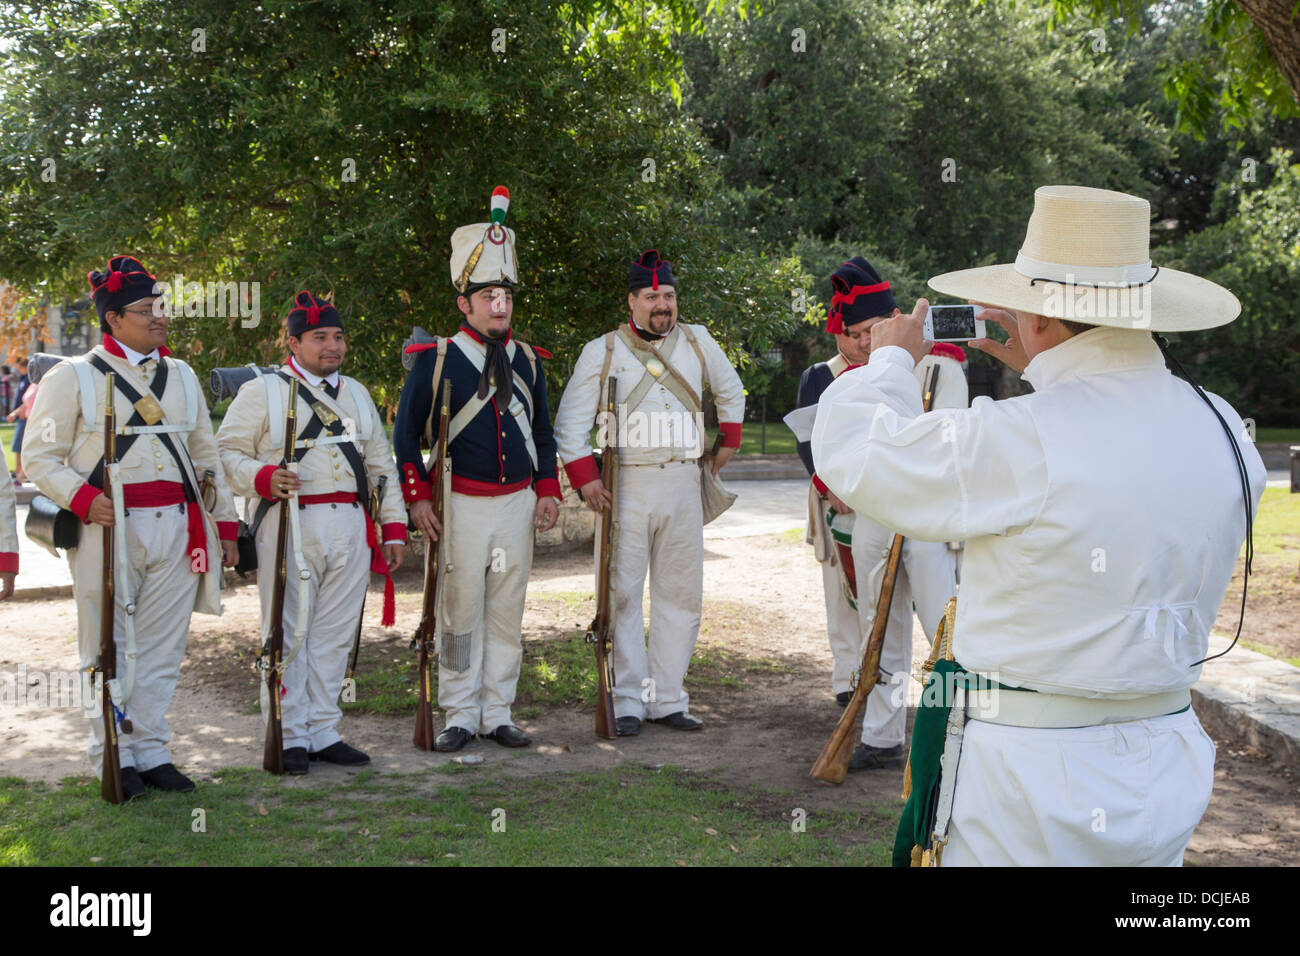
xmin=965 ymin=687 xmax=1190 ymax=729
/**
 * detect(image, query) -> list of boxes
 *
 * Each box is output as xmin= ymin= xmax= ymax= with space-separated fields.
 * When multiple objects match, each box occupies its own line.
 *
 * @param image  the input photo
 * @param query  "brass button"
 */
xmin=156 ymin=464 xmax=164 ymax=471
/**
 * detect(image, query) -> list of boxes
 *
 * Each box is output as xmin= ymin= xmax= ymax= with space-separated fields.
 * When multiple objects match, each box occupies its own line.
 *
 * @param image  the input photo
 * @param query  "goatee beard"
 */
xmin=485 ymin=326 xmax=509 ymax=340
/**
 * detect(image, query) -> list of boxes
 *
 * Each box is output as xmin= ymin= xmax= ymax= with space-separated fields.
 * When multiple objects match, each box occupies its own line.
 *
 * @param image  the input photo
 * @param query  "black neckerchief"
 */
xmin=631 ymin=319 xmax=666 ymax=342
xmin=464 ymin=325 xmax=514 ymax=404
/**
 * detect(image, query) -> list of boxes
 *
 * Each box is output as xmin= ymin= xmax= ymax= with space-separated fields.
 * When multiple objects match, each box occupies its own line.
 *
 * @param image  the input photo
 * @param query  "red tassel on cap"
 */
xmin=306 ymin=302 xmax=321 ymax=325
xmin=105 ymin=271 xmax=123 ymax=292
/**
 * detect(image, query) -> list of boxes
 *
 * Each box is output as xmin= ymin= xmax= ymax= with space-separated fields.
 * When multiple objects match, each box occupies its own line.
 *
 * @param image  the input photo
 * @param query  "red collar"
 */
xmin=102 ymin=334 xmax=171 ymax=361
xmin=459 ymin=324 xmax=512 ymax=346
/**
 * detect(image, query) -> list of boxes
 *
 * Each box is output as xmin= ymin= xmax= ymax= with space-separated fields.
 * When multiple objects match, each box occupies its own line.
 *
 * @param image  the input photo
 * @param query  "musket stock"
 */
xmin=587 ymin=377 xmax=618 ymax=739
xmin=810 ymin=363 xmax=942 ymax=784
xmin=262 ymin=377 xmax=299 ymax=774
xmin=413 ymin=380 xmax=451 ymax=750
xmin=99 ymin=374 xmax=125 ymax=804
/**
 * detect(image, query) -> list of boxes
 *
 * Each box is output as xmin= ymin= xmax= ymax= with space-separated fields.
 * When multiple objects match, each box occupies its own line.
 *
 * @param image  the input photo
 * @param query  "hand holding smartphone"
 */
xmin=924 ymin=304 xmax=986 ymax=342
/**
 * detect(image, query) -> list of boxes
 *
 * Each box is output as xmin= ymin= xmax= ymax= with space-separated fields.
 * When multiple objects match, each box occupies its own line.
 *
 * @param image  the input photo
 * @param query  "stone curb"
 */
xmin=1192 ymin=634 xmax=1300 ymax=771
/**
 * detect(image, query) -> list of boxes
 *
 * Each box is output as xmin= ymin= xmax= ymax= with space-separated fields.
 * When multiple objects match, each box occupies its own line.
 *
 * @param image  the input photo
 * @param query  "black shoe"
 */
xmin=649 ymin=711 xmax=704 ymax=731
xmin=483 ymin=725 xmax=531 ymax=748
xmin=615 ymin=716 xmax=642 ymax=737
xmin=310 ymin=741 xmax=371 ymax=766
xmin=120 ymin=766 xmax=146 ymax=801
xmin=848 ymin=743 xmax=905 ymax=772
xmin=284 ymin=747 xmax=309 ymax=775
xmin=138 ymin=763 xmax=196 ymax=793
xmin=835 ymin=691 xmax=852 ymax=707
xmin=434 ymin=726 xmax=475 ymax=753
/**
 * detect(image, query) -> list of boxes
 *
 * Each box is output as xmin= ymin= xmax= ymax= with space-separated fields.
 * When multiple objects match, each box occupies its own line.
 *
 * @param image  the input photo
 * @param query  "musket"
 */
xmin=412 ymin=380 xmax=451 ymax=751
xmin=586 ymin=377 xmax=618 ymax=740
xmin=346 ymin=473 xmax=388 ymax=680
xmin=262 ymin=377 xmax=299 ymax=774
xmin=98 ymin=374 xmax=125 ymax=804
xmin=811 ymin=362 xmax=942 ymax=784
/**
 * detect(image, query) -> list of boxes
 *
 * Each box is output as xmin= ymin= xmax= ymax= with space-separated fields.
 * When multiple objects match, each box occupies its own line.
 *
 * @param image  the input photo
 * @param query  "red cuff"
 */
xmin=254 ymin=465 xmax=277 ymax=501
xmin=217 ymin=521 xmax=238 ymax=542
xmin=401 ymin=462 xmax=432 ymax=503
xmin=718 ymin=422 xmax=743 ymax=449
xmin=69 ymin=483 xmax=101 ymax=523
xmin=562 ymin=455 xmax=601 ymax=490
xmin=0 ymin=552 xmax=17 ymax=574
xmin=381 ymin=522 xmax=408 ymax=543
xmin=534 ymin=477 xmax=562 ymax=501
xmin=812 ymin=473 xmax=828 ymax=496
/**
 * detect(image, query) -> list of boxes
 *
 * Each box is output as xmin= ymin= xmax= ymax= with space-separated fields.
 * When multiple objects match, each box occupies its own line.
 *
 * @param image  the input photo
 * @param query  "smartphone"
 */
xmin=924 ymin=304 xmax=986 ymax=342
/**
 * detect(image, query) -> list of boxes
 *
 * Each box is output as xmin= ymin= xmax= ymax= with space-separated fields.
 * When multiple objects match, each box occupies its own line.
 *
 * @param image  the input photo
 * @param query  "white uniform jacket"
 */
xmin=812 ymin=327 xmax=1266 ymax=698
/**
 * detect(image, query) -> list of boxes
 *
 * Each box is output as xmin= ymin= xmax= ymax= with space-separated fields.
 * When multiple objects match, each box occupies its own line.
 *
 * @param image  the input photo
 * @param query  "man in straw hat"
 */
xmin=394 ymin=186 xmax=561 ymax=753
xmin=812 ymin=185 xmax=1266 ymax=865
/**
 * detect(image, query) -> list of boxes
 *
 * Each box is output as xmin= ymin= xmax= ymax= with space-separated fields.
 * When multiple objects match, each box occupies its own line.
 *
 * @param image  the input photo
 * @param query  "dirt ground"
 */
xmin=2 ymin=531 xmax=1297 ymax=865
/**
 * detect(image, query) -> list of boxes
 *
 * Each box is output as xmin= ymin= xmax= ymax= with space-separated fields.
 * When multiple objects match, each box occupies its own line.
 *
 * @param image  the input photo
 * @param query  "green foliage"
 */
xmin=0 ymin=0 xmax=793 ymax=410
xmin=1163 ymin=151 xmax=1300 ymax=423
xmin=1045 ymin=0 xmax=1300 ymax=137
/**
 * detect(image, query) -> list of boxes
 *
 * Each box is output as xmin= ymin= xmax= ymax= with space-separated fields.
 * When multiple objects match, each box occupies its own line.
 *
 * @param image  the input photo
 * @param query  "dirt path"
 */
xmin=2 ymin=532 xmax=1297 ymax=865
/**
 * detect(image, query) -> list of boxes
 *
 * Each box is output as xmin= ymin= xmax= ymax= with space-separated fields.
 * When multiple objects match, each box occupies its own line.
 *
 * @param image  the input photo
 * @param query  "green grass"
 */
xmin=1255 ymin=428 xmax=1300 ymax=443
xmin=0 ymin=766 xmax=897 ymax=866
xmin=1240 ymin=639 xmax=1300 ymax=669
xmin=1251 ymin=487 xmax=1300 ymax=557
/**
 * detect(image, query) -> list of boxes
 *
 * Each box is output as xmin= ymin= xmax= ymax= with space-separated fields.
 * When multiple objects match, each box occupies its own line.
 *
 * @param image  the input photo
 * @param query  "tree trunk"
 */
xmin=1235 ymin=0 xmax=1300 ymax=106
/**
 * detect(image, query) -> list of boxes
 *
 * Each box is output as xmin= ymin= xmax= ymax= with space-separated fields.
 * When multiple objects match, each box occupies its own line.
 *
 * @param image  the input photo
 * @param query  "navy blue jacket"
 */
xmin=393 ymin=326 xmax=560 ymax=503
xmin=795 ymin=362 xmax=837 ymax=481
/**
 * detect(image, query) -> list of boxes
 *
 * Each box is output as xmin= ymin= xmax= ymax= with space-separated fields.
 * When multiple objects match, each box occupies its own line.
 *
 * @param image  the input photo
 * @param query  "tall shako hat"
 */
xmin=629 ymin=249 xmax=674 ymax=292
xmin=826 ymin=256 xmax=895 ymax=334
xmin=287 ymin=291 xmax=342 ymax=338
xmin=88 ymin=255 xmax=161 ymax=321
xmin=450 ymin=185 xmax=520 ymax=295
xmin=927 ymin=185 xmax=1240 ymax=332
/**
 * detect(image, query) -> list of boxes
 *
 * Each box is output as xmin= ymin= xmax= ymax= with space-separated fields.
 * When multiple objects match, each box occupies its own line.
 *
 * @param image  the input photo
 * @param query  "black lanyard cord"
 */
xmin=1154 ymin=334 xmax=1254 ymax=667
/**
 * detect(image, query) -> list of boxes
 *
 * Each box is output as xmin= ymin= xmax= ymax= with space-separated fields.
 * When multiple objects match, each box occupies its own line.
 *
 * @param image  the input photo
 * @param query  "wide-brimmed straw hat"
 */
xmin=928 ymin=185 xmax=1239 ymax=332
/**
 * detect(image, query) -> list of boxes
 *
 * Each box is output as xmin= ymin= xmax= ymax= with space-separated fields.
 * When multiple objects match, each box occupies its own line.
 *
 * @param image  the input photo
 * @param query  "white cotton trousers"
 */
xmin=256 ymin=500 xmax=370 ymax=752
xmin=438 ymin=488 xmax=536 ymax=735
xmin=942 ymin=708 xmax=1216 ymax=866
xmin=607 ymin=459 xmax=703 ymax=720
xmin=72 ymin=505 xmax=199 ymax=775
xmin=850 ymin=512 xmax=955 ymax=748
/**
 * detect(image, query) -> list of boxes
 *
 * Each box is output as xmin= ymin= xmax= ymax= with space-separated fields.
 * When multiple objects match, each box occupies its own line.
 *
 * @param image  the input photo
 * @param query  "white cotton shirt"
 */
xmin=811 ymin=326 xmax=1266 ymax=698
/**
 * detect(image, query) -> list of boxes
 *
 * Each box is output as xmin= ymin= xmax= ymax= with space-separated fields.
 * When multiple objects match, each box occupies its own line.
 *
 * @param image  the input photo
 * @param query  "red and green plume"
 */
xmin=490 ymin=186 xmax=510 ymax=224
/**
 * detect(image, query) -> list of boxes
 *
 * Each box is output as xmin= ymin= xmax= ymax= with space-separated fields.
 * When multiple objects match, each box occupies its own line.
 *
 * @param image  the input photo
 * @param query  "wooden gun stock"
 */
xmin=99 ymin=374 xmax=124 ymax=804
xmin=262 ymin=377 xmax=299 ymax=774
xmin=413 ymin=380 xmax=451 ymax=751
xmin=810 ymin=363 xmax=942 ymax=784
xmin=588 ymin=377 xmax=618 ymax=739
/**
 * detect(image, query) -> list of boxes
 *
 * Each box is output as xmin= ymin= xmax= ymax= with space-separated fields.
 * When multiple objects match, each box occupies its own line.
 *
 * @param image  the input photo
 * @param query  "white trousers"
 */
xmin=438 ymin=488 xmax=536 ymax=735
xmin=607 ymin=460 xmax=703 ymax=720
xmin=71 ymin=505 xmax=199 ymax=774
xmin=256 ymin=500 xmax=370 ymax=752
xmin=943 ymin=708 xmax=1216 ymax=866
xmin=820 ymin=511 xmax=861 ymax=696
xmin=850 ymin=513 xmax=954 ymax=748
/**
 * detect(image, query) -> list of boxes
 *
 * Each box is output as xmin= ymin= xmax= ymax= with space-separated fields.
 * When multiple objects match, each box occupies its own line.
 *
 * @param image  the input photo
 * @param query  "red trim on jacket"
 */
xmin=70 ymin=483 xmax=101 ymax=522
xmin=718 ymin=422 xmax=743 ymax=449
xmin=217 ymin=521 xmax=237 ymax=541
xmin=254 ymin=465 xmax=278 ymax=501
xmin=534 ymin=477 xmax=561 ymax=501
xmin=102 ymin=334 xmax=172 ymax=360
xmin=401 ymin=462 xmax=432 ymax=503
xmin=381 ymin=522 xmax=408 ymax=544
xmin=812 ymin=473 xmax=829 ymax=496
xmin=929 ymin=342 xmax=967 ymax=363
xmin=563 ymin=454 xmax=601 ymax=490
xmin=0 ymin=553 xmax=17 ymax=574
